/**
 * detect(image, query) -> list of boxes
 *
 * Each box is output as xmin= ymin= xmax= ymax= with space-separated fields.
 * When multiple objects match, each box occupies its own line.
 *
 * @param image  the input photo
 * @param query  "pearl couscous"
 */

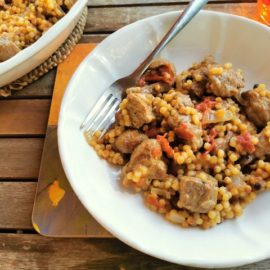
xmin=88 ymin=57 xmax=270 ymax=229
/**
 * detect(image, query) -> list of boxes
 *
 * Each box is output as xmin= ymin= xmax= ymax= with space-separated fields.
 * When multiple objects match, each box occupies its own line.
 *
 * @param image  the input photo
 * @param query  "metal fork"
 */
xmin=80 ymin=0 xmax=208 ymax=137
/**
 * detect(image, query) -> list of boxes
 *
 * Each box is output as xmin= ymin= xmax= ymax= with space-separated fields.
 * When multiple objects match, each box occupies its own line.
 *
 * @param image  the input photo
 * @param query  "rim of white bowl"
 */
xmin=58 ymin=10 xmax=270 ymax=268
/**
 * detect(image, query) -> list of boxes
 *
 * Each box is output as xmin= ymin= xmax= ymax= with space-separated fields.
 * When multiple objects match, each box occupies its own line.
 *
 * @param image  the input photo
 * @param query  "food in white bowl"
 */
xmin=88 ymin=55 xmax=270 ymax=230
xmin=0 ymin=0 xmax=87 ymax=88
xmin=58 ymin=10 xmax=270 ymax=268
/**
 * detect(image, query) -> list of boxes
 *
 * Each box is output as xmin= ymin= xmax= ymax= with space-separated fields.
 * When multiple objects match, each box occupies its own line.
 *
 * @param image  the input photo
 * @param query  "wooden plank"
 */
xmin=0 ymin=234 xmax=269 ymax=270
xmin=0 ymin=183 xmax=36 ymax=229
xmin=0 ymin=100 xmax=50 ymax=136
xmin=0 ymin=138 xmax=43 ymax=179
xmin=86 ymin=3 xmax=259 ymax=32
xmin=80 ymin=34 xmax=107 ymax=43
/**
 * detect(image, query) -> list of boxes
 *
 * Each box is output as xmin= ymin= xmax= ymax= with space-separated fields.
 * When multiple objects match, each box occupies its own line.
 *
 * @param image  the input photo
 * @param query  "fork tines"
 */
xmin=80 ymin=89 xmax=120 ymax=138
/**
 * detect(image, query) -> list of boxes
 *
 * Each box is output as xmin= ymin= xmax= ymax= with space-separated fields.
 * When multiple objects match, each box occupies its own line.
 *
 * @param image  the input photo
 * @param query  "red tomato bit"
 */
xmin=156 ymin=134 xmax=174 ymax=158
xmin=236 ymin=132 xmax=255 ymax=153
xmin=174 ymin=123 xmax=194 ymax=141
xmin=196 ymin=97 xmax=216 ymax=113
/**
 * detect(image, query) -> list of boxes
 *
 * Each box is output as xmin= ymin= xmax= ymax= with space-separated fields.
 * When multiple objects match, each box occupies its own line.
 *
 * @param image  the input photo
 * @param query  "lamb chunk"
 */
xmin=144 ymin=159 xmax=168 ymax=179
xmin=255 ymin=135 xmax=270 ymax=158
xmin=254 ymin=125 xmax=270 ymax=158
xmin=129 ymin=139 xmax=162 ymax=164
xmin=176 ymin=56 xmax=215 ymax=97
xmin=207 ymin=67 xmax=244 ymax=97
xmin=238 ymin=89 xmax=270 ymax=128
xmin=121 ymin=139 xmax=168 ymax=190
xmin=178 ymin=174 xmax=218 ymax=213
xmin=126 ymin=93 xmax=155 ymax=128
xmin=0 ymin=35 xmax=20 ymax=62
xmin=138 ymin=59 xmax=176 ymax=87
xmin=114 ymin=130 xmax=147 ymax=154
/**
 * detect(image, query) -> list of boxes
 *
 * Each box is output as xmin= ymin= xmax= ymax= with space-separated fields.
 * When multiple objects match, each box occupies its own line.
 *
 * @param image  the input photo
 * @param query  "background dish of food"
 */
xmin=0 ymin=0 xmax=87 ymax=88
xmin=0 ymin=0 xmax=78 ymax=62
xmin=58 ymin=10 xmax=270 ymax=268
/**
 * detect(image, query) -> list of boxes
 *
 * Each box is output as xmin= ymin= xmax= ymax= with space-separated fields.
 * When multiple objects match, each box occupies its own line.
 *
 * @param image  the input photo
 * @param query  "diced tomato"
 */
xmin=174 ymin=123 xmax=194 ymax=141
xmin=157 ymin=134 xmax=174 ymax=158
xmin=138 ymin=64 xmax=175 ymax=86
xmin=210 ymin=128 xmax=217 ymax=138
xmin=146 ymin=195 xmax=161 ymax=208
xmin=237 ymin=132 xmax=255 ymax=153
xmin=196 ymin=97 xmax=216 ymax=113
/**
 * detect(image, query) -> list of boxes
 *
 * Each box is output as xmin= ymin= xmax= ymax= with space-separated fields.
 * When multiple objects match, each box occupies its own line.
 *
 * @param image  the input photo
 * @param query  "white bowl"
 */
xmin=58 ymin=10 xmax=270 ymax=268
xmin=0 ymin=0 xmax=88 ymax=88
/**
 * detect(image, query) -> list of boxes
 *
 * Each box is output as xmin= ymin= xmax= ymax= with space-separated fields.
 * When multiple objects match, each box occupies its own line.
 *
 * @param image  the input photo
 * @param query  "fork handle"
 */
xmin=131 ymin=0 xmax=208 ymax=79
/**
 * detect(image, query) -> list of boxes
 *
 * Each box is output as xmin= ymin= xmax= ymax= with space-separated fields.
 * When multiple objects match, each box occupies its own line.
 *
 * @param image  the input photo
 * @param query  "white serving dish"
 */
xmin=58 ymin=10 xmax=270 ymax=268
xmin=0 ymin=0 xmax=88 ymax=88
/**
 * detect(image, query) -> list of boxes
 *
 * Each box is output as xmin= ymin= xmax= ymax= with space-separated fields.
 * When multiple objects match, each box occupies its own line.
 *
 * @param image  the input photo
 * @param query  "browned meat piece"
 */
xmin=0 ymin=35 xmax=20 ymax=62
xmin=238 ymin=89 xmax=270 ymax=128
xmin=176 ymin=56 xmax=215 ymax=97
xmin=146 ymin=159 xmax=168 ymax=179
xmin=126 ymin=93 xmax=155 ymax=128
xmin=177 ymin=174 xmax=218 ymax=213
xmin=0 ymin=0 xmax=5 ymax=7
xmin=122 ymin=139 xmax=168 ymax=189
xmin=254 ymin=126 xmax=270 ymax=158
xmin=114 ymin=130 xmax=147 ymax=154
xmin=129 ymin=139 xmax=162 ymax=165
xmin=138 ymin=59 xmax=176 ymax=87
xmin=207 ymin=67 xmax=244 ymax=97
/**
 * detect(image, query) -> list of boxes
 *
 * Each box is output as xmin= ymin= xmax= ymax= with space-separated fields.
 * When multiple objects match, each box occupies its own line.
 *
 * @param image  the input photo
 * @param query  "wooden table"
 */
xmin=0 ymin=1 xmax=269 ymax=269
